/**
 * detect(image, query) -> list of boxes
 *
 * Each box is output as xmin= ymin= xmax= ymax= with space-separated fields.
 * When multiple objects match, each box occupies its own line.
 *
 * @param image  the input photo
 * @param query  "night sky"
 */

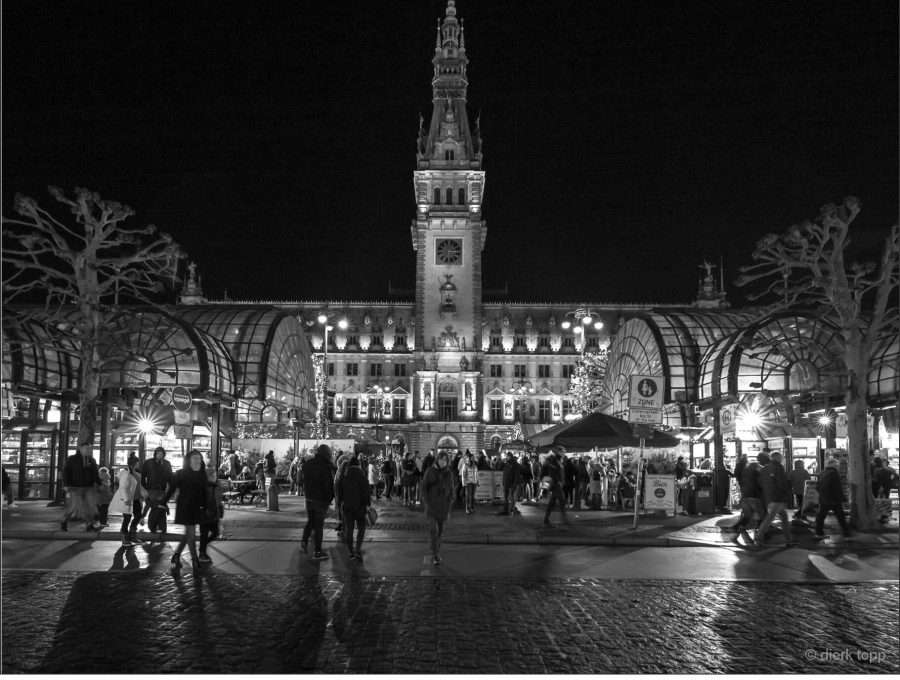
xmin=3 ymin=1 xmax=897 ymax=305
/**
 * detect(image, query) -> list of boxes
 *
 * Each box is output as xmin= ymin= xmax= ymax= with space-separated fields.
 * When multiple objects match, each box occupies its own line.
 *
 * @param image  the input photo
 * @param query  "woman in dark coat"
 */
xmin=337 ymin=457 xmax=371 ymax=560
xmin=164 ymin=449 xmax=208 ymax=573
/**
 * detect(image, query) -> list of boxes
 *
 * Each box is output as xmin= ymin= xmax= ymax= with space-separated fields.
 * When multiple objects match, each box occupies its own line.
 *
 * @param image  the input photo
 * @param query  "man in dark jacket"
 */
xmin=337 ymin=457 xmax=371 ymax=560
xmin=755 ymin=452 xmax=795 ymax=546
xmin=60 ymin=443 xmax=102 ymax=531
xmin=814 ymin=458 xmax=852 ymax=539
xmin=501 ymin=451 xmax=521 ymax=516
xmin=141 ymin=446 xmax=173 ymax=541
xmin=541 ymin=447 xmax=567 ymax=527
xmin=301 ymin=444 xmax=335 ymax=560
xmin=730 ymin=454 xmax=766 ymax=542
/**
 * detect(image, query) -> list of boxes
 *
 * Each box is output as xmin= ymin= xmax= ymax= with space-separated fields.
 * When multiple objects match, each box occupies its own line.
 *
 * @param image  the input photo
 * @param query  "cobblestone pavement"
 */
xmin=2 ymin=571 xmax=897 ymax=674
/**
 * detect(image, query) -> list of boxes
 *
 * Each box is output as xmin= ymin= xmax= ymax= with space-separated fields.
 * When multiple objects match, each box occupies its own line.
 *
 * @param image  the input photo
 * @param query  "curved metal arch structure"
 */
xmin=696 ymin=311 xmax=847 ymax=404
xmin=601 ymin=310 xmax=756 ymax=425
xmin=177 ymin=306 xmax=316 ymax=423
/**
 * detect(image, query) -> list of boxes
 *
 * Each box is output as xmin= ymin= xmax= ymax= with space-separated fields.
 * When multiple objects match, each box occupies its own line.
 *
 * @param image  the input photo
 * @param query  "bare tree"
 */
xmin=3 ymin=187 xmax=184 ymax=449
xmin=736 ymin=197 xmax=899 ymax=529
xmin=565 ymin=349 xmax=608 ymax=417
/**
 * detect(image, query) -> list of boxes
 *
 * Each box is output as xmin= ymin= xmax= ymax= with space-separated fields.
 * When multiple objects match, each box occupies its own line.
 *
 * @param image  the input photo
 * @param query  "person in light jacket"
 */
xmin=459 ymin=450 xmax=479 ymax=514
xmin=109 ymin=455 xmax=145 ymax=546
xmin=421 ymin=451 xmax=455 ymax=564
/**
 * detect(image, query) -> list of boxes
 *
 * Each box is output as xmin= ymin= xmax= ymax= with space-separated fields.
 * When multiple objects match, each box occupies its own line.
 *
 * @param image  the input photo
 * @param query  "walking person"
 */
xmin=367 ymin=455 xmax=380 ymax=500
xmin=301 ymin=444 xmax=335 ymax=560
xmin=60 ymin=443 xmax=102 ymax=532
xmin=562 ymin=454 xmax=576 ymax=508
xmin=422 ymin=451 xmax=455 ymax=564
xmin=333 ymin=453 xmax=352 ymax=540
xmin=401 ymin=452 xmax=418 ymax=508
xmin=109 ymin=455 xmax=144 ymax=546
xmin=1 ymin=466 xmax=16 ymax=509
xmin=96 ymin=467 xmax=113 ymax=526
xmin=338 ymin=457 xmax=371 ymax=560
xmin=164 ymin=449 xmax=209 ymax=573
xmin=381 ymin=453 xmax=396 ymax=500
xmin=529 ymin=454 xmax=542 ymax=501
xmin=755 ymin=452 xmax=796 ymax=547
xmin=730 ymin=453 xmax=767 ymax=545
xmin=519 ymin=453 xmax=534 ymax=503
xmin=789 ymin=458 xmax=810 ymax=519
xmin=141 ymin=446 xmax=173 ymax=542
xmin=501 ymin=451 xmax=521 ymax=516
xmin=460 ymin=449 xmax=479 ymax=513
xmin=541 ymin=447 xmax=567 ymax=527
xmin=814 ymin=458 xmax=852 ymax=540
xmin=288 ymin=454 xmax=301 ymax=495
xmin=199 ymin=465 xmax=224 ymax=563
xmin=574 ymin=456 xmax=591 ymax=510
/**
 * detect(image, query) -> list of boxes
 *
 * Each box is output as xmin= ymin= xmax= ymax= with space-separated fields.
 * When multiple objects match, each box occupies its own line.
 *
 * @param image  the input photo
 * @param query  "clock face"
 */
xmin=436 ymin=238 xmax=462 ymax=265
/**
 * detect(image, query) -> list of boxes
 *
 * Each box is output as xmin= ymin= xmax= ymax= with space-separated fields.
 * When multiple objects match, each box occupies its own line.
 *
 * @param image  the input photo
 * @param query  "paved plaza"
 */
xmin=2 ymin=496 xmax=898 ymax=674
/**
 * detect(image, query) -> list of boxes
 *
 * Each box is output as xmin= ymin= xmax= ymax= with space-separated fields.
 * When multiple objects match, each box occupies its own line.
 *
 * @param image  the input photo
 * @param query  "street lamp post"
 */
xmin=561 ymin=307 xmax=603 ymax=357
xmin=317 ymin=311 xmax=347 ymax=439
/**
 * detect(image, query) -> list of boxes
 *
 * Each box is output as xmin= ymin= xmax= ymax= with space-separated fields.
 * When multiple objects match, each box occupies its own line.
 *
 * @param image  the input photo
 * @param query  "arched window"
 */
xmin=458 ymin=187 xmax=466 ymax=204
xmin=446 ymin=188 xmax=453 ymax=205
xmin=433 ymin=188 xmax=441 ymax=205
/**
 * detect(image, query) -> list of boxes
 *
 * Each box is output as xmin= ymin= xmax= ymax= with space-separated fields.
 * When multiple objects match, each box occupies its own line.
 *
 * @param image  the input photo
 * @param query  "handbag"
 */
xmin=365 ymin=505 xmax=378 ymax=528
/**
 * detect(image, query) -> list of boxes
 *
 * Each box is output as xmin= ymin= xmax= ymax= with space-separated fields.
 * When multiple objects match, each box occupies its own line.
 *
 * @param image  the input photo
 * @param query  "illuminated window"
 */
xmin=539 ymin=400 xmax=551 ymax=423
xmin=490 ymin=399 xmax=503 ymax=423
xmin=345 ymin=398 xmax=359 ymax=421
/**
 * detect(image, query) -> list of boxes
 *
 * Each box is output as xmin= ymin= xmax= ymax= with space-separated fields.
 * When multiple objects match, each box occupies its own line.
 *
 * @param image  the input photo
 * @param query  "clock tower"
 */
xmin=411 ymin=1 xmax=485 ymax=427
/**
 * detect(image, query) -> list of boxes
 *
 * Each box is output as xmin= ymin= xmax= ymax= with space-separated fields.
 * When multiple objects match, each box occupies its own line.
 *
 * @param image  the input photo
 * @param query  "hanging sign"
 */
xmin=720 ymin=405 xmax=736 ymax=436
xmin=835 ymin=413 xmax=848 ymax=438
xmin=171 ymin=386 xmax=193 ymax=413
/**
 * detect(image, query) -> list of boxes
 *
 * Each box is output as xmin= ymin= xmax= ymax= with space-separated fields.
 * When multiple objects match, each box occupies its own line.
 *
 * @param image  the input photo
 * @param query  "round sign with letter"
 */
xmin=171 ymin=385 xmax=193 ymax=413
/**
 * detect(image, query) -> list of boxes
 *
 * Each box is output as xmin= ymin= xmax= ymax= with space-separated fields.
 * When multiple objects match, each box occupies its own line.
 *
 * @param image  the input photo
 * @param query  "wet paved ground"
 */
xmin=2 ymin=570 xmax=897 ymax=674
xmin=2 ymin=497 xmax=897 ymax=673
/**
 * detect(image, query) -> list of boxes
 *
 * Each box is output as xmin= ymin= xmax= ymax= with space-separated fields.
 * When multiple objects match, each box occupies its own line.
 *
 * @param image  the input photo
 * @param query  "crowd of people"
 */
xmin=5 ymin=439 xmax=893 ymax=572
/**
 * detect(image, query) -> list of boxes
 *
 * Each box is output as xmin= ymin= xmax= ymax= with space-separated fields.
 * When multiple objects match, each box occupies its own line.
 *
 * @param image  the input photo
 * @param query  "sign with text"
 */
xmin=643 ymin=474 xmax=675 ymax=511
xmin=629 ymin=375 xmax=663 ymax=409
xmin=475 ymin=471 xmax=495 ymax=500
xmin=173 ymin=410 xmax=191 ymax=426
xmin=628 ymin=375 xmax=663 ymax=424
xmin=628 ymin=408 xmax=663 ymax=425
xmin=171 ymin=386 xmax=193 ymax=413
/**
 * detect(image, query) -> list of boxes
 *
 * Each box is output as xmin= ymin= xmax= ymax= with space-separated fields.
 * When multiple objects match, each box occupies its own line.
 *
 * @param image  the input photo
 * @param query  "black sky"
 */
xmin=3 ymin=1 xmax=898 ymax=305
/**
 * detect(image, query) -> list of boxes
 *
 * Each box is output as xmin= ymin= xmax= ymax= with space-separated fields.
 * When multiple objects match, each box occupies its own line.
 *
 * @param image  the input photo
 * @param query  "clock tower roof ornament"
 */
xmin=419 ymin=1 xmax=481 ymax=166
